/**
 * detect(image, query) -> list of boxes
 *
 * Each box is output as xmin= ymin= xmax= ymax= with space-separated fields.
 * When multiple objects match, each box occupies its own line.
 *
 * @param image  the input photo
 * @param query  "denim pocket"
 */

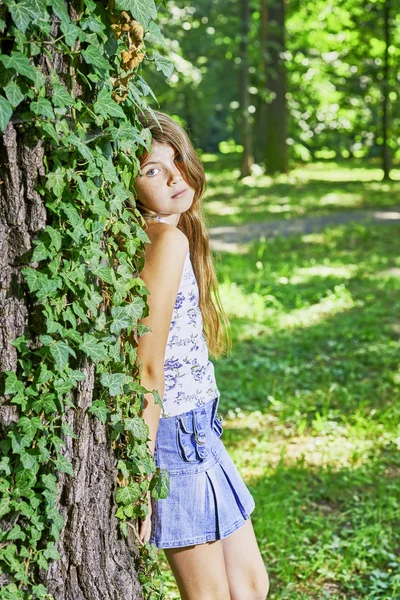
xmin=176 ymin=411 xmax=209 ymax=462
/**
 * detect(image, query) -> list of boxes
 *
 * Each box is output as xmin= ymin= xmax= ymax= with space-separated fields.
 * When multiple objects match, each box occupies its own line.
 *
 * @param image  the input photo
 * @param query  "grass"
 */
xmin=154 ymin=159 xmax=400 ymax=599
xmin=202 ymin=154 xmax=400 ymax=227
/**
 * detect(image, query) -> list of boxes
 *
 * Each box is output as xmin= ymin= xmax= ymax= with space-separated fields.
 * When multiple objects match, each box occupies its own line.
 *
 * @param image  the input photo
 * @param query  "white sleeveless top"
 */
xmin=146 ymin=215 xmax=220 ymax=418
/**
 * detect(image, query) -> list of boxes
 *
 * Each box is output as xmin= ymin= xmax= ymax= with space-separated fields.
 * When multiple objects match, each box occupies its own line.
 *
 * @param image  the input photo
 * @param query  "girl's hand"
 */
xmin=139 ymin=490 xmax=153 ymax=544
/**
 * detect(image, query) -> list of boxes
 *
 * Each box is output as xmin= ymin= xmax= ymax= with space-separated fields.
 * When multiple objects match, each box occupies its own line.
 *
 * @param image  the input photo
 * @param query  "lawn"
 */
xmin=154 ymin=159 xmax=400 ymax=599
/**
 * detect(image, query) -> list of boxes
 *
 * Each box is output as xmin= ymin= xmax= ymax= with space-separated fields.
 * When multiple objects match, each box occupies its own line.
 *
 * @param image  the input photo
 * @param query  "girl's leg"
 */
xmin=222 ymin=519 xmax=270 ymax=600
xmin=164 ymin=540 xmax=230 ymax=600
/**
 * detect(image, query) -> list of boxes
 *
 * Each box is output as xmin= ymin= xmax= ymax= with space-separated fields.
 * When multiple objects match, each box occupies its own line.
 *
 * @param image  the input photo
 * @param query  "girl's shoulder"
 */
xmin=142 ymin=222 xmax=189 ymax=273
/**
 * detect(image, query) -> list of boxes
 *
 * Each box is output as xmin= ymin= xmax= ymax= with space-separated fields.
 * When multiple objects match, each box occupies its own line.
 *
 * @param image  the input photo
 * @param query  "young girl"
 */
xmin=134 ymin=111 xmax=269 ymax=600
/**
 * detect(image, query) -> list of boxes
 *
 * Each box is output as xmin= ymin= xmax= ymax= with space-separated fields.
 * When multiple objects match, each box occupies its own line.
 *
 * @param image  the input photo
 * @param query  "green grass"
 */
xmin=154 ymin=160 xmax=400 ymax=599
xmin=202 ymin=155 xmax=400 ymax=227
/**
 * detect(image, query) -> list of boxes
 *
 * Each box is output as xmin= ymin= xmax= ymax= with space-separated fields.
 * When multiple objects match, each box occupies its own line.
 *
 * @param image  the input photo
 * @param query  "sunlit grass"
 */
xmin=203 ymin=156 xmax=400 ymax=227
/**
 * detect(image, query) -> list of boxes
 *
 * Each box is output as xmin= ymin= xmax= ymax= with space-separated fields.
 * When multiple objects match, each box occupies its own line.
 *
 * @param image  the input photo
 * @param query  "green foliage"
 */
xmin=0 ymin=1 xmax=172 ymax=598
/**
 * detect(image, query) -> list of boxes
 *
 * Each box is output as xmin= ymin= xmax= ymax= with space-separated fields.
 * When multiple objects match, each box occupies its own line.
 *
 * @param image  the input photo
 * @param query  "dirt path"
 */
xmin=209 ymin=207 xmax=400 ymax=252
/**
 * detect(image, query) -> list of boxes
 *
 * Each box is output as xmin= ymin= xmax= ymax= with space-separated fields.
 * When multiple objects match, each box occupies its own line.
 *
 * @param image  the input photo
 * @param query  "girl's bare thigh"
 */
xmin=164 ymin=540 xmax=230 ymax=600
xmin=221 ymin=519 xmax=269 ymax=600
xmin=164 ymin=519 xmax=269 ymax=600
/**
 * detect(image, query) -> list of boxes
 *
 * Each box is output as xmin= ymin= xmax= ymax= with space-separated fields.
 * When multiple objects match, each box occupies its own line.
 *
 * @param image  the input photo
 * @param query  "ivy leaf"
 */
xmin=46 ymin=225 xmax=62 ymax=251
xmin=4 ymin=371 xmax=24 ymax=395
xmin=54 ymin=453 xmax=74 ymax=477
xmin=30 ymin=97 xmax=55 ymax=119
xmin=6 ymin=0 xmax=34 ymax=33
xmin=0 ymin=52 xmax=37 ymax=82
xmin=94 ymin=88 xmax=126 ymax=120
xmin=20 ymin=450 xmax=38 ymax=469
xmin=0 ymin=95 xmax=13 ymax=132
xmin=124 ymin=417 xmax=149 ymax=442
xmin=115 ymin=0 xmax=157 ymax=29
xmin=51 ymin=78 xmax=74 ymax=107
xmin=18 ymin=416 xmax=43 ymax=438
xmin=152 ymin=53 xmax=174 ymax=79
xmin=150 ymin=468 xmax=170 ymax=500
xmin=22 ymin=266 xmax=40 ymax=292
xmin=124 ymin=297 xmax=145 ymax=320
xmin=88 ymin=400 xmax=110 ymax=424
xmin=51 ymin=0 xmax=70 ymax=25
xmin=110 ymin=306 xmax=133 ymax=334
xmin=101 ymin=372 xmax=126 ymax=396
xmin=0 ymin=496 xmax=11 ymax=519
xmin=50 ymin=341 xmax=75 ymax=371
xmin=46 ymin=167 xmax=66 ymax=197
xmin=43 ymin=542 xmax=61 ymax=561
xmin=4 ymin=80 xmax=25 ymax=108
xmin=32 ymin=239 xmax=49 ymax=262
xmin=81 ymin=45 xmax=111 ymax=73
xmin=79 ymin=333 xmax=107 ymax=362
xmin=72 ymin=301 xmax=89 ymax=324
xmin=115 ymin=481 xmax=141 ymax=505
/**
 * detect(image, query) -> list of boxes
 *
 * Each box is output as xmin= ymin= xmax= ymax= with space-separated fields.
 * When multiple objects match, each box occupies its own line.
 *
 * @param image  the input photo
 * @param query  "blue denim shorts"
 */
xmin=149 ymin=396 xmax=255 ymax=548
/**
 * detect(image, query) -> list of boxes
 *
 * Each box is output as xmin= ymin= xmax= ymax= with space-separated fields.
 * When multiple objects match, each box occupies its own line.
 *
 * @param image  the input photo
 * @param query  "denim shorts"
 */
xmin=149 ymin=396 xmax=256 ymax=548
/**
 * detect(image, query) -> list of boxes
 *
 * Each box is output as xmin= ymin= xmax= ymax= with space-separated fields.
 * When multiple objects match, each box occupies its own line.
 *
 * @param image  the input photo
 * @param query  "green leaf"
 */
xmin=115 ymin=0 xmax=157 ymax=29
xmin=124 ymin=417 xmax=148 ymax=442
xmin=51 ymin=77 xmax=74 ymax=107
xmin=43 ymin=542 xmax=60 ymax=561
xmin=54 ymin=453 xmax=74 ymax=476
xmin=150 ymin=468 xmax=170 ymax=500
xmin=22 ymin=266 xmax=40 ymax=291
xmin=88 ymin=400 xmax=110 ymax=424
xmin=32 ymin=239 xmax=49 ymax=262
xmin=46 ymin=167 xmax=66 ymax=198
xmin=93 ymin=264 xmax=115 ymax=285
xmin=93 ymin=88 xmax=126 ymax=120
xmin=124 ymin=297 xmax=145 ymax=320
xmin=4 ymin=80 xmax=25 ymax=108
xmin=72 ymin=301 xmax=89 ymax=324
xmin=31 ymin=97 xmax=55 ymax=119
xmin=81 ymin=45 xmax=111 ymax=72
xmin=18 ymin=416 xmax=43 ymax=438
xmin=51 ymin=0 xmax=70 ymax=25
xmin=115 ymin=481 xmax=141 ymax=505
xmin=39 ymin=334 xmax=53 ymax=346
xmin=40 ymin=121 xmax=59 ymax=143
xmin=79 ymin=333 xmax=107 ymax=362
xmin=0 ymin=496 xmax=11 ymax=518
xmin=4 ymin=371 xmax=24 ymax=395
xmin=152 ymin=53 xmax=174 ymax=79
xmin=110 ymin=306 xmax=132 ymax=334
xmin=20 ymin=450 xmax=38 ymax=469
xmin=46 ymin=225 xmax=62 ymax=251
xmin=0 ymin=95 xmax=13 ymax=132
xmin=7 ymin=0 xmax=34 ymax=33
xmin=0 ymin=52 xmax=37 ymax=82
xmin=101 ymin=372 xmax=126 ymax=396
xmin=50 ymin=340 xmax=75 ymax=371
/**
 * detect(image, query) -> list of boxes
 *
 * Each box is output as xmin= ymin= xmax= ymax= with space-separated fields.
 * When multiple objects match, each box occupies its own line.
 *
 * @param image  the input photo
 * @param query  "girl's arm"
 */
xmin=136 ymin=224 xmax=189 ymax=456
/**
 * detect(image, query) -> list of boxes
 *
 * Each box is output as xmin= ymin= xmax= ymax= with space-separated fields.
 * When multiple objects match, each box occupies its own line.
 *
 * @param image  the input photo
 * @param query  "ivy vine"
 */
xmin=0 ymin=1 xmax=173 ymax=599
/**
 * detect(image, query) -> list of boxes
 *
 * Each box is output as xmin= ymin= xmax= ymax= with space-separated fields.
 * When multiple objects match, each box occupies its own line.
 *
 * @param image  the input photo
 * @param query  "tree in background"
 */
xmin=146 ymin=0 xmax=399 ymax=178
xmin=239 ymin=0 xmax=254 ymax=177
xmin=0 ymin=1 xmax=172 ymax=599
xmin=263 ymin=0 xmax=288 ymax=174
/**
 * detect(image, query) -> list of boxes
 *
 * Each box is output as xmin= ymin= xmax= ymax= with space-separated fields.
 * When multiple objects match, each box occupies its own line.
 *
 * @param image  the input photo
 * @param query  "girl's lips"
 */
xmin=171 ymin=187 xmax=188 ymax=199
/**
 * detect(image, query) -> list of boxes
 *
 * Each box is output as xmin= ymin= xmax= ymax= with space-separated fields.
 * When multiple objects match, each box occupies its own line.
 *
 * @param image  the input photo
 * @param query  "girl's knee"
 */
xmin=248 ymin=568 xmax=270 ymax=600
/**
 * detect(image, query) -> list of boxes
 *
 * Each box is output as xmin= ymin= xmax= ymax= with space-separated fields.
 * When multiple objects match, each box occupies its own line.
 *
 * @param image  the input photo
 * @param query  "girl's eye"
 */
xmin=174 ymin=155 xmax=182 ymax=163
xmin=147 ymin=168 xmax=160 ymax=177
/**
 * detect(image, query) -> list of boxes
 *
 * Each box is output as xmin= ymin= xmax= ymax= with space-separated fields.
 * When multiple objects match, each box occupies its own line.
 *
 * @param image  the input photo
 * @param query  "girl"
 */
xmin=134 ymin=111 xmax=269 ymax=600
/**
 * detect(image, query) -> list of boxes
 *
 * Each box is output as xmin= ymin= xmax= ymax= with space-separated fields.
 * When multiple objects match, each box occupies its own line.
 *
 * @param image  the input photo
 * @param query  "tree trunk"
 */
xmin=382 ymin=0 xmax=391 ymax=180
xmin=239 ymin=0 xmax=254 ymax=178
xmin=254 ymin=0 xmax=268 ymax=164
xmin=264 ymin=0 xmax=288 ymax=174
xmin=0 ymin=6 xmax=143 ymax=599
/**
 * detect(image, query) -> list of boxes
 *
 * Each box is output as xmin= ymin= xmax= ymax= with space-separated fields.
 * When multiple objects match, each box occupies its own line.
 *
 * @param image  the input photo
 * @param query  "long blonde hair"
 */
xmin=135 ymin=110 xmax=231 ymax=359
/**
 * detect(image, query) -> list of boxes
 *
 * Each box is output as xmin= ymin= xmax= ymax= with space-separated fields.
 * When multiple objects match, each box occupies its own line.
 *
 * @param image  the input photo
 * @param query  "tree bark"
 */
xmin=264 ymin=0 xmax=288 ymax=174
xmin=0 ymin=6 xmax=143 ymax=599
xmin=239 ymin=0 xmax=254 ymax=178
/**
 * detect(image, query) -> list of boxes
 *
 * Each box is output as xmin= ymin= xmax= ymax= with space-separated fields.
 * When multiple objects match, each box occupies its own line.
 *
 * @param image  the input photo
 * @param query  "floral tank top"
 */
xmin=148 ymin=215 xmax=220 ymax=418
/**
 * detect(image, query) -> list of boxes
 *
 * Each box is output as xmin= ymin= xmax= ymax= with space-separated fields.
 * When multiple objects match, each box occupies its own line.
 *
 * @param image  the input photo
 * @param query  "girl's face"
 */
xmin=135 ymin=141 xmax=195 ymax=217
